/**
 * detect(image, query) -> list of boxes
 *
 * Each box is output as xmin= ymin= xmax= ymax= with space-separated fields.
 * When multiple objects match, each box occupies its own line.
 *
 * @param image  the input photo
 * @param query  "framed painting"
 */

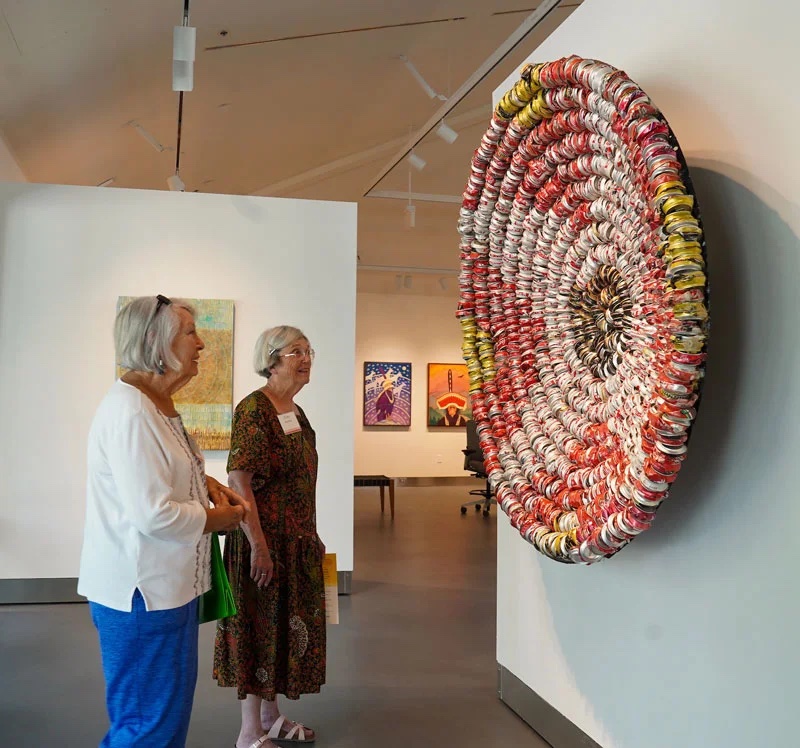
xmin=363 ymin=362 xmax=412 ymax=426
xmin=427 ymin=363 xmax=472 ymax=427
xmin=117 ymin=296 xmax=234 ymax=450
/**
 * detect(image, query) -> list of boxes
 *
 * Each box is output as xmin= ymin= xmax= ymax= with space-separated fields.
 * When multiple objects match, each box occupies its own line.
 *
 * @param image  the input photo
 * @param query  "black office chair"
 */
xmin=461 ymin=419 xmax=496 ymax=516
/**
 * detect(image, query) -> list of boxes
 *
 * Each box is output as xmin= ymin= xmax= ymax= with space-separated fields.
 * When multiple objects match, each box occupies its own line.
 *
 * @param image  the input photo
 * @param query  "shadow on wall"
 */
xmin=535 ymin=166 xmax=800 ymax=748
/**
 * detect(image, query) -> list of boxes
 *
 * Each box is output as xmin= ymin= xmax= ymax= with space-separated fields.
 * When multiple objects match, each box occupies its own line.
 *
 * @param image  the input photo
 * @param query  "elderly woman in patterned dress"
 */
xmin=214 ymin=325 xmax=326 ymax=748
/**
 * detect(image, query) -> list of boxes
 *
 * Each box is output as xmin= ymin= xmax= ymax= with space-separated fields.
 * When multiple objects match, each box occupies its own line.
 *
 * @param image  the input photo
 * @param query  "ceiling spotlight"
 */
xmin=173 ymin=25 xmax=196 ymax=92
xmin=167 ymin=174 xmax=186 ymax=192
xmin=408 ymin=151 xmax=426 ymax=171
xmin=404 ymin=203 xmax=416 ymax=228
xmin=399 ymin=54 xmax=447 ymax=101
xmin=435 ymin=121 xmax=458 ymax=144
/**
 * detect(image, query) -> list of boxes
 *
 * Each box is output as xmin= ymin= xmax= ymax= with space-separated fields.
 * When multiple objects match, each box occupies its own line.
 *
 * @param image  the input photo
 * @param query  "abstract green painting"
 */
xmin=117 ymin=297 xmax=234 ymax=450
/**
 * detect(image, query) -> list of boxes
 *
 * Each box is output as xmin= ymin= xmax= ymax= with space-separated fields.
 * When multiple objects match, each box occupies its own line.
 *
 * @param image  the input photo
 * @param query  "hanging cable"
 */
xmin=175 ymin=97 xmax=184 ymax=178
xmin=172 ymin=0 xmax=192 ymax=188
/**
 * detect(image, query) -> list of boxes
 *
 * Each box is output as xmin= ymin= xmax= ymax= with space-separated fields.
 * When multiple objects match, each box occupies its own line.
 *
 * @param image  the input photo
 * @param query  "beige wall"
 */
xmin=354 ymin=290 xmax=471 ymax=477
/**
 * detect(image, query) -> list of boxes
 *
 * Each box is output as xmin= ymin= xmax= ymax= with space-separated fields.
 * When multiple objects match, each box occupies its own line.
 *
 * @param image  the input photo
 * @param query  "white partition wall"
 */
xmin=494 ymin=2 xmax=800 ymax=747
xmin=0 ymin=183 xmax=357 ymax=586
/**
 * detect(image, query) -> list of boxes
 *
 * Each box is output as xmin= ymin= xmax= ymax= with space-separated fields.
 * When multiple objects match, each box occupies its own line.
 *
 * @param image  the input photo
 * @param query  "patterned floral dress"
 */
xmin=213 ymin=390 xmax=326 ymax=700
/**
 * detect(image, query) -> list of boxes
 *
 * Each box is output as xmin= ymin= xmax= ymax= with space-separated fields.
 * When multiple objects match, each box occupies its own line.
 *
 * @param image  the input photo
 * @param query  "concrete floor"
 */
xmin=0 ymin=485 xmax=549 ymax=747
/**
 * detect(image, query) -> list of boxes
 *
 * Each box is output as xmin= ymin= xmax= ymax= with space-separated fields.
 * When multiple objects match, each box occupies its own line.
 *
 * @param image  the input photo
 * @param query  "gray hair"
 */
xmin=253 ymin=325 xmax=307 ymax=378
xmin=115 ymin=296 xmax=196 ymax=374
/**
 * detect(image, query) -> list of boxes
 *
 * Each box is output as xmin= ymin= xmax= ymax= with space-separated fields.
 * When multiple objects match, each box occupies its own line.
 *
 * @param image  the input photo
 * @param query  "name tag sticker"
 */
xmin=278 ymin=411 xmax=301 ymax=435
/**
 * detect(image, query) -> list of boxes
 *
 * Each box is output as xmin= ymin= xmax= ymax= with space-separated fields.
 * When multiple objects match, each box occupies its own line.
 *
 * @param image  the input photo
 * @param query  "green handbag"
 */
xmin=198 ymin=532 xmax=237 ymax=624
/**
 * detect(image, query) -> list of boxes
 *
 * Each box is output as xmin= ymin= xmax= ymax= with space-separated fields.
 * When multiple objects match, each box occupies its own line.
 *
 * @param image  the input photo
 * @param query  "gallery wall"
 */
xmin=354 ymin=290 xmax=471 ymax=477
xmin=0 ymin=182 xmax=357 ymax=580
xmin=0 ymin=136 xmax=25 ymax=182
xmin=494 ymin=1 xmax=800 ymax=747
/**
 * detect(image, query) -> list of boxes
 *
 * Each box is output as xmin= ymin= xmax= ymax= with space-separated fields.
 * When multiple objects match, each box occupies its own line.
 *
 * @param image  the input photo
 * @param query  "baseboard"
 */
xmin=338 ymin=570 xmax=352 ymax=595
xmin=0 ymin=578 xmax=84 ymax=604
xmin=1 ymin=572 xmax=355 ymax=604
xmin=395 ymin=476 xmax=483 ymax=487
xmin=497 ymin=664 xmax=604 ymax=748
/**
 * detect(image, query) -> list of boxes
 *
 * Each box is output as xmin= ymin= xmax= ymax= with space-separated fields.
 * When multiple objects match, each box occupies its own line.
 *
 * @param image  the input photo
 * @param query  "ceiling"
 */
xmin=0 ymin=0 xmax=583 ymax=292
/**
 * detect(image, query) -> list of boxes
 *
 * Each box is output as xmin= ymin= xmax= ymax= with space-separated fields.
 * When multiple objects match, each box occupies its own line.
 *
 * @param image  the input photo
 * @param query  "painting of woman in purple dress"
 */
xmin=363 ymin=362 xmax=412 ymax=426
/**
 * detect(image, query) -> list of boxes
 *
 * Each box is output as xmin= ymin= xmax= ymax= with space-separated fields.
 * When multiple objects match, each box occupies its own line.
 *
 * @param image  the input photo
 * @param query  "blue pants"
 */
xmin=90 ymin=590 xmax=199 ymax=748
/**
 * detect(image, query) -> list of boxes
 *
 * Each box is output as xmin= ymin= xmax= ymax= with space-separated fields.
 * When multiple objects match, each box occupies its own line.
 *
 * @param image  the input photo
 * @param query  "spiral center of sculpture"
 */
xmin=568 ymin=264 xmax=632 ymax=378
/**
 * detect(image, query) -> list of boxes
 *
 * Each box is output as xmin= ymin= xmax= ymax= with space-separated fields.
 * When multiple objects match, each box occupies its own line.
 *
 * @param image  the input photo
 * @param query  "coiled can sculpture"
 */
xmin=457 ymin=57 xmax=708 ymax=564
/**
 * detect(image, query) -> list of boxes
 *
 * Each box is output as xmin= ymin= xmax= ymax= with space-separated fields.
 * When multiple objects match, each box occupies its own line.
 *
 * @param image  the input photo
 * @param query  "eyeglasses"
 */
xmin=280 ymin=348 xmax=315 ymax=361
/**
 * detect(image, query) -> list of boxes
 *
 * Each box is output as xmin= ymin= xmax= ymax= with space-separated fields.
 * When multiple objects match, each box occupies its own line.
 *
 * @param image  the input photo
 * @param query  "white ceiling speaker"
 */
xmin=408 ymin=151 xmax=426 ymax=171
xmin=167 ymin=174 xmax=186 ymax=191
xmin=404 ymin=203 xmax=416 ymax=228
xmin=173 ymin=25 xmax=196 ymax=91
xmin=435 ymin=121 xmax=458 ymax=144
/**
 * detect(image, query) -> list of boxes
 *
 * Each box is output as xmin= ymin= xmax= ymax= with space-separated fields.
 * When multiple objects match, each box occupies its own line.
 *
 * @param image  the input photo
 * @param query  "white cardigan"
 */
xmin=78 ymin=380 xmax=211 ymax=612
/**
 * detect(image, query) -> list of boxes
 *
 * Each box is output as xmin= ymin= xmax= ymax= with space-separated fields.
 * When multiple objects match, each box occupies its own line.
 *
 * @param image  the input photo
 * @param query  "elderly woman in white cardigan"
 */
xmin=78 ymin=294 xmax=248 ymax=748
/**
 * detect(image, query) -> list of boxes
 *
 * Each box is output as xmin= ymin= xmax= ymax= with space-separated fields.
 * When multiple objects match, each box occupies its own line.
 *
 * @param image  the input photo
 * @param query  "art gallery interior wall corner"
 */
xmin=0 ymin=134 xmax=26 ymax=182
xmin=493 ymin=2 xmax=800 ymax=748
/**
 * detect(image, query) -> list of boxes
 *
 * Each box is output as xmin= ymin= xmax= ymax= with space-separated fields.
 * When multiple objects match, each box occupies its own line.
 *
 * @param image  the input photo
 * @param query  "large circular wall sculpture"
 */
xmin=457 ymin=57 xmax=708 ymax=564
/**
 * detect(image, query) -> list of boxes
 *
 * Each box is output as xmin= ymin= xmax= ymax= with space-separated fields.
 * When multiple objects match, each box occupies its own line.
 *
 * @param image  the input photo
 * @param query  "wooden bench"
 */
xmin=354 ymin=475 xmax=396 ymax=520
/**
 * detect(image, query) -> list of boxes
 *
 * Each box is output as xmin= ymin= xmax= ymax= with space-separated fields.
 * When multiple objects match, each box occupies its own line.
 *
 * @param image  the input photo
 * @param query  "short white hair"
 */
xmin=115 ymin=296 xmax=196 ymax=374
xmin=253 ymin=325 xmax=307 ymax=378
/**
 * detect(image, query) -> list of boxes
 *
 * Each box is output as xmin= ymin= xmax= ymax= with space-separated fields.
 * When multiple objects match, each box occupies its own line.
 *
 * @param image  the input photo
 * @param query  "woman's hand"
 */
xmin=206 ymin=475 xmax=228 ymax=504
xmin=207 ymin=476 xmax=253 ymax=521
xmin=250 ymin=543 xmax=274 ymax=588
xmin=227 ymin=470 xmax=272 ymax=588
xmin=203 ymin=504 xmax=244 ymax=533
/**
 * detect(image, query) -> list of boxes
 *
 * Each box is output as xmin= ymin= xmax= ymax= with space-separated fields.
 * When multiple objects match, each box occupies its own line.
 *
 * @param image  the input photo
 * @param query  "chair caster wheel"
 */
xmin=461 ymin=507 xmax=467 ymax=514
xmin=483 ymin=510 xmax=490 ymax=517
xmin=474 ymin=504 xmax=481 ymax=511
